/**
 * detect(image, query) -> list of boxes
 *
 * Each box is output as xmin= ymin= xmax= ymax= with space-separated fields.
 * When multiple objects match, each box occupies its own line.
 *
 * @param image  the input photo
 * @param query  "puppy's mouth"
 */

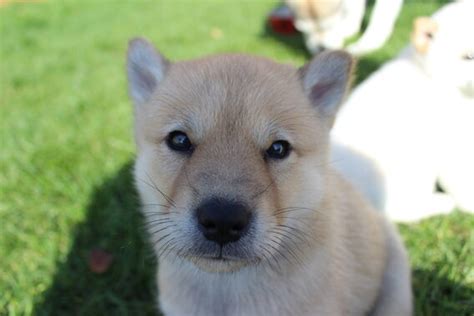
xmin=187 ymin=253 xmax=259 ymax=273
xmin=187 ymin=245 xmax=255 ymax=263
xmin=204 ymin=244 xmax=257 ymax=259
xmin=200 ymin=255 xmax=243 ymax=262
xmin=181 ymin=241 xmax=261 ymax=272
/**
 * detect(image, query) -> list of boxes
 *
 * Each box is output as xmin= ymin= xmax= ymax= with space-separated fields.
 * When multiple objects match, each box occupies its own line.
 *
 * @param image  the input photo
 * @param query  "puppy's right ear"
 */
xmin=127 ymin=37 xmax=169 ymax=105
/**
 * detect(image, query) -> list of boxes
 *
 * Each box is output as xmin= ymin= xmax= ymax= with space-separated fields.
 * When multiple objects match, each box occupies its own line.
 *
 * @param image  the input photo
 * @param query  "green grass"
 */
xmin=0 ymin=0 xmax=472 ymax=315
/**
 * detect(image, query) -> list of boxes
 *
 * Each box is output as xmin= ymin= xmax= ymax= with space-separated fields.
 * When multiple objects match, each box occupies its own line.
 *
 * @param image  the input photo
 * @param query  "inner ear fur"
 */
xmin=299 ymin=50 xmax=355 ymax=122
xmin=127 ymin=37 xmax=170 ymax=106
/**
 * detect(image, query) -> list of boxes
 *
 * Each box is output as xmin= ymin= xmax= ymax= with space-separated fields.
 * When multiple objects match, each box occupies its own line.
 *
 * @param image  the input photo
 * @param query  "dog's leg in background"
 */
xmin=331 ymin=142 xmax=455 ymax=222
xmin=339 ymin=0 xmax=366 ymax=41
xmin=383 ymin=171 xmax=455 ymax=222
xmin=347 ymin=0 xmax=404 ymax=55
xmin=314 ymin=0 xmax=366 ymax=50
xmin=438 ymin=152 xmax=474 ymax=213
xmin=437 ymin=105 xmax=474 ymax=213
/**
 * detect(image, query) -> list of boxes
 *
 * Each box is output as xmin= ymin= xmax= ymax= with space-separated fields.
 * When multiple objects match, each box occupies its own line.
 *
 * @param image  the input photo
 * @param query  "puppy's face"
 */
xmin=413 ymin=1 xmax=474 ymax=97
xmin=127 ymin=39 xmax=352 ymax=272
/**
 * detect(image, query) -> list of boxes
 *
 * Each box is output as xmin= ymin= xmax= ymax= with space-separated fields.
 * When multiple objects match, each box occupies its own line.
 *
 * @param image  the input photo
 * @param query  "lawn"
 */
xmin=0 ymin=0 xmax=472 ymax=315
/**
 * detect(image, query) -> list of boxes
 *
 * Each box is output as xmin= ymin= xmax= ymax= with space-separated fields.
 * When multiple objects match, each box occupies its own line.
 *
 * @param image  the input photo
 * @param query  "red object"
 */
xmin=88 ymin=248 xmax=114 ymax=274
xmin=268 ymin=5 xmax=297 ymax=35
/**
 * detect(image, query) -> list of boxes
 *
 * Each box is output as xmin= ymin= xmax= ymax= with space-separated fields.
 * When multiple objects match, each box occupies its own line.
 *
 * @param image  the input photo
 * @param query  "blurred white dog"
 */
xmin=331 ymin=0 xmax=474 ymax=221
xmin=286 ymin=0 xmax=403 ymax=55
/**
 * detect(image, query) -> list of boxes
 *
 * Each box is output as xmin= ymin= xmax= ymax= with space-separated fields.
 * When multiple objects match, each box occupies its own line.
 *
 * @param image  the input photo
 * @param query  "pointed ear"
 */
xmin=127 ymin=37 xmax=169 ymax=105
xmin=411 ymin=17 xmax=438 ymax=54
xmin=299 ymin=50 xmax=354 ymax=119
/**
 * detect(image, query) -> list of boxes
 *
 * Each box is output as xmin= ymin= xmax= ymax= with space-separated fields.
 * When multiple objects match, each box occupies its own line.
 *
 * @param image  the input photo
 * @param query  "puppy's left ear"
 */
xmin=299 ymin=51 xmax=354 ymax=123
xmin=127 ymin=37 xmax=169 ymax=106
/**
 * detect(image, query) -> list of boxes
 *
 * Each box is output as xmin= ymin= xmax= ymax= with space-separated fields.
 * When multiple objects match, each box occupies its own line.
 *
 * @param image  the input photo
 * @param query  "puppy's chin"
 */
xmin=186 ymin=256 xmax=255 ymax=273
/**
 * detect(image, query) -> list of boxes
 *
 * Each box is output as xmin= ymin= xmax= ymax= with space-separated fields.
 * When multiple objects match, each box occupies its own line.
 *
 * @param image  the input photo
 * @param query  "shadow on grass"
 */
xmin=33 ymin=161 xmax=473 ymax=315
xmin=260 ymin=15 xmax=311 ymax=60
xmin=33 ymin=161 xmax=159 ymax=316
xmin=413 ymin=268 xmax=474 ymax=315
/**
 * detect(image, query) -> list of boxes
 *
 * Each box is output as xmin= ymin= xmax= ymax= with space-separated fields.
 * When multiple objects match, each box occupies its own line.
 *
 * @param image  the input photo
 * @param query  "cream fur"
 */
xmin=331 ymin=1 xmax=474 ymax=221
xmin=127 ymin=38 xmax=412 ymax=315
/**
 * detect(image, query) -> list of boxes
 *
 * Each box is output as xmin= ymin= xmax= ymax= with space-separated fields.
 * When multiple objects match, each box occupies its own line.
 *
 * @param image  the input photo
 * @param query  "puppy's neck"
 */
xmin=158 ymin=248 xmax=335 ymax=316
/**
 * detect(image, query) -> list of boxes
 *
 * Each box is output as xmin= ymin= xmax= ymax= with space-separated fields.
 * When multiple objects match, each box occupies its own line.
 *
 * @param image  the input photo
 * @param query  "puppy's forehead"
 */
xmin=153 ymin=54 xmax=317 ymax=144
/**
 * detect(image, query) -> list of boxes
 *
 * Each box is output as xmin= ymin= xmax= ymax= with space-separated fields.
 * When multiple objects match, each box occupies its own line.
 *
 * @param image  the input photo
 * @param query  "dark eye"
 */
xmin=266 ymin=140 xmax=291 ymax=160
xmin=166 ymin=131 xmax=193 ymax=153
xmin=463 ymin=52 xmax=474 ymax=61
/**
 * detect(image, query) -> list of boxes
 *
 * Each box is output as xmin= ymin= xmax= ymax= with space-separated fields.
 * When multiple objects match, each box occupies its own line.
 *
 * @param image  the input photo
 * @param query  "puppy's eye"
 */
xmin=266 ymin=140 xmax=291 ymax=160
xmin=166 ymin=131 xmax=193 ymax=153
xmin=463 ymin=52 xmax=474 ymax=61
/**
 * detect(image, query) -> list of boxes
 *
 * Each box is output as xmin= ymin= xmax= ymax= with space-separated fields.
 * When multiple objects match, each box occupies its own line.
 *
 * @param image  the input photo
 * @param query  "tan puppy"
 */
xmin=127 ymin=38 xmax=412 ymax=316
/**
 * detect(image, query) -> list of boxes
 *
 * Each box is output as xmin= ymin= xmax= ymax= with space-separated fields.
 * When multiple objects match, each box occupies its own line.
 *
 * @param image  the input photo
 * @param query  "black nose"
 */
xmin=196 ymin=198 xmax=251 ymax=246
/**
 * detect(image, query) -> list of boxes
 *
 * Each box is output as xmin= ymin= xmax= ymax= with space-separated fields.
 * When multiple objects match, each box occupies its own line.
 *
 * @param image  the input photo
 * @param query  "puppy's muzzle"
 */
xmin=196 ymin=197 xmax=251 ymax=246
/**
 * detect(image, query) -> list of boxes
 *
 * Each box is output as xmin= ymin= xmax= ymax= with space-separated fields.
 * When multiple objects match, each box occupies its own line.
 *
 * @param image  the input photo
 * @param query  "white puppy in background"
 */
xmin=286 ymin=0 xmax=403 ymax=55
xmin=331 ymin=0 xmax=474 ymax=222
